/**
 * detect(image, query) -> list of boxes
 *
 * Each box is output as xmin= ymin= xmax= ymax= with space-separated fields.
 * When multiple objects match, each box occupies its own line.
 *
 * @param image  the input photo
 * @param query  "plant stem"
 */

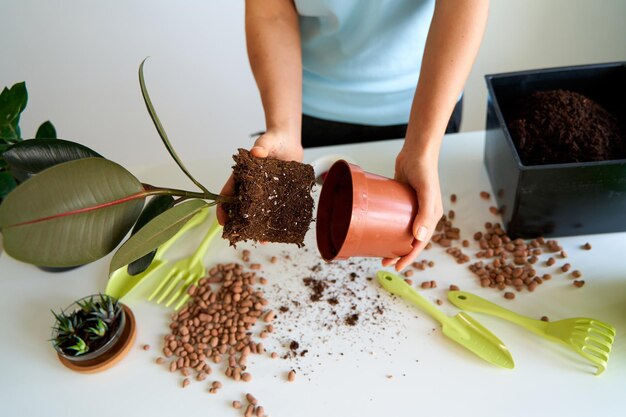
xmin=143 ymin=184 xmax=236 ymax=203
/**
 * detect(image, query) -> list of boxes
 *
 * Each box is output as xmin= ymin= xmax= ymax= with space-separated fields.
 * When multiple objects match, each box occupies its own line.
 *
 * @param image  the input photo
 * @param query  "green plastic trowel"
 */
xmin=105 ymin=207 xmax=210 ymax=301
xmin=377 ymin=271 xmax=514 ymax=369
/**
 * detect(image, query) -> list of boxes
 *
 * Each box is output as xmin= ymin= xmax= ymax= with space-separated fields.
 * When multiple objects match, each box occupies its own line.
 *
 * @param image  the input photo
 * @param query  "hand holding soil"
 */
xmin=221 ymin=148 xmax=314 ymax=246
xmin=217 ymin=130 xmax=304 ymax=226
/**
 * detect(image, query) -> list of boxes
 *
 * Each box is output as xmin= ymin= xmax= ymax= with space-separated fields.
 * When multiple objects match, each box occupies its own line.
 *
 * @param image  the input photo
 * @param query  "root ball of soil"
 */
xmin=223 ymin=149 xmax=315 ymax=246
xmin=509 ymin=89 xmax=626 ymax=165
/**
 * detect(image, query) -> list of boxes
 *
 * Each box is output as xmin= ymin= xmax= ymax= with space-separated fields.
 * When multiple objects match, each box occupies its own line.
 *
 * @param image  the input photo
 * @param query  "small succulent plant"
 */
xmin=52 ymin=294 xmax=122 ymax=357
xmin=77 ymin=294 xmax=119 ymax=325
xmin=66 ymin=336 xmax=89 ymax=355
xmin=86 ymin=318 xmax=108 ymax=339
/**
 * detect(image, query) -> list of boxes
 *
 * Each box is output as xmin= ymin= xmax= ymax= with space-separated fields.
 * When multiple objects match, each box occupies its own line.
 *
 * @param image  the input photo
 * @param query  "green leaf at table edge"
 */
xmin=109 ymin=199 xmax=210 ymax=274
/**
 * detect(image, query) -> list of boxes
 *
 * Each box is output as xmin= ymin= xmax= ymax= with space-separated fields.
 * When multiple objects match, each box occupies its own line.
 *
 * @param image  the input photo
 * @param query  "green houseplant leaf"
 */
xmin=3 ymin=138 xmax=102 ymax=183
xmin=0 ymin=82 xmax=28 ymax=140
xmin=35 ymin=121 xmax=57 ymax=139
xmin=109 ymin=199 xmax=209 ymax=274
xmin=139 ymin=59 xmax=220 ymax=200
xmin=0 ymin=172 xmax=17 ymax=198
xmin=0 ymin=158 xmax=146 ymax=267
xmin=126 ymin=194 xmax=175 ymax=275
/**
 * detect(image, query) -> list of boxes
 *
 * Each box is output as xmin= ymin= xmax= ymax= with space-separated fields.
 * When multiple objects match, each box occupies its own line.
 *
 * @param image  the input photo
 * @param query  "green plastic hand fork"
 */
xmin=106 ymin=207 xmax=210 ymax=300
xmin=148 ymin=218 xmax=221 ymax=311
xmin=377 ymin=271 xmax=514 ymax=369
xmin=448 ymin=291 xmax=616 ymax=375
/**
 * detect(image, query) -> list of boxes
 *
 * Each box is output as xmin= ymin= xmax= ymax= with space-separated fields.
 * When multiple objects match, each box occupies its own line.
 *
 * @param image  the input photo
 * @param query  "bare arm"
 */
xmin=218 ymin=0 xmax=303 ymax=225
xmin=244 ymin=0 xmax=303 ymax=161
xmin=388 ymin=0 xmax=489 ymax=270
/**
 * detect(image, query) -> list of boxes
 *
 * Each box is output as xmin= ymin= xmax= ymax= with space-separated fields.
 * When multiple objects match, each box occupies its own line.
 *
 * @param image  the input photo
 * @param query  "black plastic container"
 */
xmin=484 ymin=62 xmax=626 ymax=238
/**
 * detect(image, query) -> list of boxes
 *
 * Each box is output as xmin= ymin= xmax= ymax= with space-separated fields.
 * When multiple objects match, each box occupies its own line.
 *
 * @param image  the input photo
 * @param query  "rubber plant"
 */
xmin=0 ymin=60 xmax=232 ymax=273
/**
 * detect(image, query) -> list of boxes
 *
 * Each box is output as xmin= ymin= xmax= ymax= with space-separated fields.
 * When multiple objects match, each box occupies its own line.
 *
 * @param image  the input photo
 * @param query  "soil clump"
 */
xmin=223 ymin=149 xmax=315 ymax=246
xmin=509 ymin=89 xmax=625 ymax=165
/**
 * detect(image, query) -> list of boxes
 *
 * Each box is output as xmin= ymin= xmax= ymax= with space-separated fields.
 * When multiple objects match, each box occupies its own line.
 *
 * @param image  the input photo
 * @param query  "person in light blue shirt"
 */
xmin=219 ymin=0 xmax=489 ymax=270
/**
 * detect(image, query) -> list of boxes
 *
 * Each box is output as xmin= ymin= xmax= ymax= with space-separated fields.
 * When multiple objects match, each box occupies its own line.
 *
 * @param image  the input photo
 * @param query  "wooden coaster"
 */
xmin=57 ymin=304 xmax=136 ymax=373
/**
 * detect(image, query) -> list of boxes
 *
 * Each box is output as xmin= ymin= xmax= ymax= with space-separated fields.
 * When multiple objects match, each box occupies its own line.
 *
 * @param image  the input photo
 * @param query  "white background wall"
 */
xmin=1 ymin=0 xmax=625 ymax=167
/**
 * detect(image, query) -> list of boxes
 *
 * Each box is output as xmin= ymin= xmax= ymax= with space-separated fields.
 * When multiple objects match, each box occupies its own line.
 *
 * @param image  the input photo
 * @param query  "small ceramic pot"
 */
xmin=51 ymin=295 xmax=136 ymax=373
xmin=316 ymin=160 xmax=418 ymax=261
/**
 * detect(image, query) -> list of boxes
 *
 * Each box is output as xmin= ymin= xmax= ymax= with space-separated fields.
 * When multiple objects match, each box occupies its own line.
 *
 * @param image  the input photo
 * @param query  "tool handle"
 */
xmin=156 ymin=207 xmax=210 ymax=255
xmin=377 ymin=271 xmax=451 ymax=325
xmin=402 ymin=286 xmax=453 ymax=326
xmin=447 ymin=291 xmax=544 ymax=335
xmin=191 ymin=218 xmax=221 ymax=263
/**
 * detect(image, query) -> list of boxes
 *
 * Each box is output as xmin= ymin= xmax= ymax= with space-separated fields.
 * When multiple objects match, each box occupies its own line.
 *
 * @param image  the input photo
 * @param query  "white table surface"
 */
xmin=1 ymin=131 xmax=625 ymax=417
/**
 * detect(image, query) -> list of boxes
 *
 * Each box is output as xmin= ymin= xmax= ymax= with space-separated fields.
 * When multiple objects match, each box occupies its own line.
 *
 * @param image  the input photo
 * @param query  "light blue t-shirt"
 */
xmin=295 ymin=0 xmax=435 ymax=126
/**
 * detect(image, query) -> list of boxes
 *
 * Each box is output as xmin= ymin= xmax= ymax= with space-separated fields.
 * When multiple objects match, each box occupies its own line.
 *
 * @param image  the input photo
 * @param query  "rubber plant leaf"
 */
xmin=126 ymin=194 xmax=175 ymax=275
xmin=109 ymin=199 xmax=209 ymax=274
xmin=0 ymin=158 xmax=145 ymax=267
xmin=139 ymin=59 xmax=218 ymax=200
xmin=35 ymin=121 xmax=57 ymax=139
xmin=0 ymin=82 xmax=28 ymax=140
xmin=0 ymin=143 xmax=9 ymax=172
xmin=3 ymin=138 xmax=102 ymax=183
xmin=0 ymin=171 xmax=17 ymax=200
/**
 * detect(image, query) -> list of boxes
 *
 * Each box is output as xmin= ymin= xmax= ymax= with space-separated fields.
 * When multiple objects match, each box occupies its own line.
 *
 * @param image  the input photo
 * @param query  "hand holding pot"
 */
xmin=382 ymin=147 xmax=443 ymax=270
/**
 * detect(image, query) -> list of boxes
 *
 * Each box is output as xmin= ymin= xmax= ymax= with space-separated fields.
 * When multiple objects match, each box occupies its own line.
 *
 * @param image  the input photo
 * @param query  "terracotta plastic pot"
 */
xmin=316 ymin=160 xmax=418 ymax=261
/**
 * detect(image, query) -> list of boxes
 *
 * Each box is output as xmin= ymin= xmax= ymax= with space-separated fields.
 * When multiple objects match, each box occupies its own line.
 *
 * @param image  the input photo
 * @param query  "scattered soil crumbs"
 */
xmin=302 ymin=277 xmax=329 ymax=302
xmin=345 ymin=313 xmax=360 ymax=326
xmin=289 ymin=340 xmax=300 ymax=351
xmin=508 ymin=90 xmax=626 ymax=165
xmin=256 ymin=222 xmax=410 ymax=377
xmin=223 ymin=149 xmax=315 ymax=246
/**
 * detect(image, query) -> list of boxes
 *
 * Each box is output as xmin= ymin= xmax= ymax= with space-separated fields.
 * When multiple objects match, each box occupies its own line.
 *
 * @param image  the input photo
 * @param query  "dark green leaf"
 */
xmin=0 ymin=158 xmax=145 ymax=267
xmin=0 ymin=137 xmax=20 ymax=146
xmin=3 ymin=138 xmax=102 ymax=182
xmin=127 ymin=194 xmax=175 ymax=275
xmin=0 ymin=171 xmax=17 ymax=200
xmin=139 ymin=59 xmax=217 ymax=199
xmin=109 ymin=199 xmax=209 ymax=274
xmin=35 ymin=121 xmax=57 ymax=139
xmin=0 ymin=82 xmax=28 ymax=141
